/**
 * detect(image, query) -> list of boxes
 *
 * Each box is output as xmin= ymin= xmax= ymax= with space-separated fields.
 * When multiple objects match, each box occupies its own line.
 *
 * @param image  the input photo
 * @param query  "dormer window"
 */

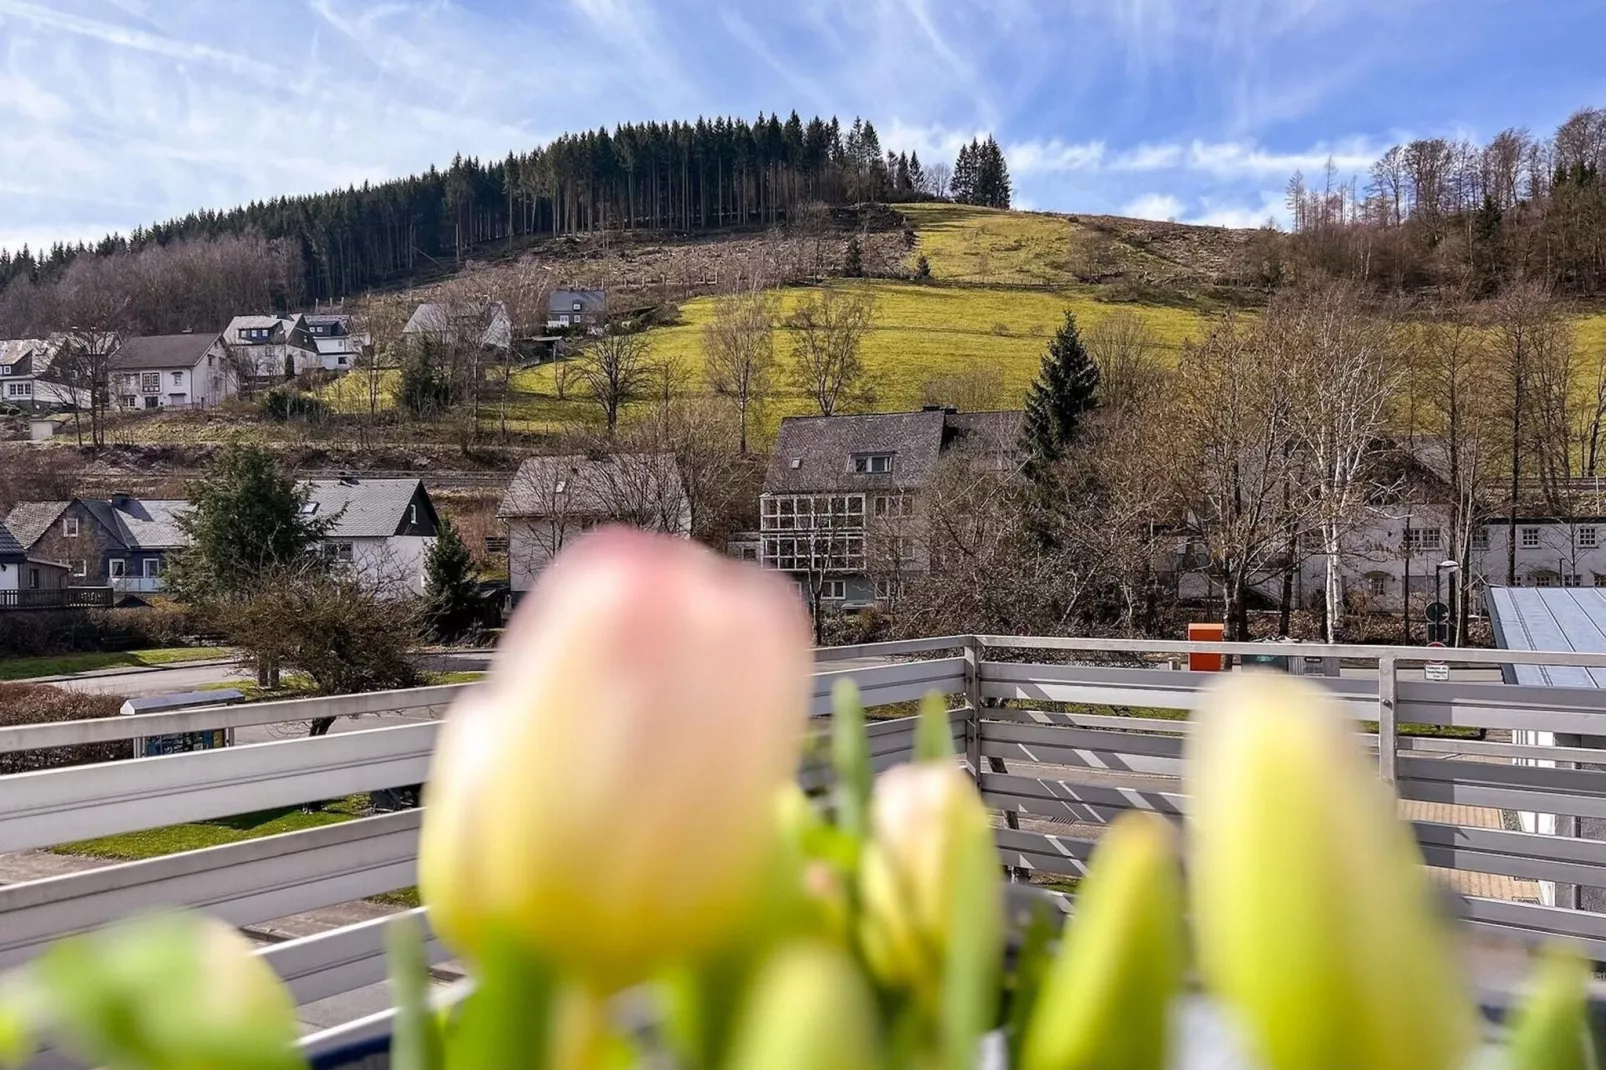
xmin=854 ymin=453 xmax=894 ymax=475
xmin=0 ymin=365 xmax=11 ymax=376
xmin=572 ymin=301 xmax=583 ymax=312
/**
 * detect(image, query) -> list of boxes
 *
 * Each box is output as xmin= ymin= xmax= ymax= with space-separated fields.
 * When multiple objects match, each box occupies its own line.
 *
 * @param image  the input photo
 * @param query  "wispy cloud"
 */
xmin=1123 ymin=192 xmax=1185 ymax=221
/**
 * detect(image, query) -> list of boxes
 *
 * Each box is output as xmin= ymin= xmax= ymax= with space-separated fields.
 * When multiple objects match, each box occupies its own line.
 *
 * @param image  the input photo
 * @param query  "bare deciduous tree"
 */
xmin=919 ymin=366 xmax=1004 ymax=413
xmin=787 ymin=288 xmax=876 ymax=416
xmin=1084 ymin=311 xmax=1165 ymax=413
xmin=573 ymin=329 xmax=658 ymax=434
xmin=703 ymin=289 xmax=779 ymax=454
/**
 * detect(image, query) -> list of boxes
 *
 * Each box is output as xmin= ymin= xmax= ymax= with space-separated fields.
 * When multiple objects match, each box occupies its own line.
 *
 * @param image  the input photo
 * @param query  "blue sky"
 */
xmin=0 ymin=0 xmax=1602 ymax=252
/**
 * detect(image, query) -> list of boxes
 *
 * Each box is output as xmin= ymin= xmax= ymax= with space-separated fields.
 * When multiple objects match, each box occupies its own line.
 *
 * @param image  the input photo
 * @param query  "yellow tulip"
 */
xmin=858 ymin=762 xmax=997 ymax=998
xmin=1020 ymin=812 xmax=1184 ymax=1070
xmin=722 ymin=942 xmax=880 ymax=1070
xmin=1188 ymin=673 xmax=1475 ymax=1070
xmin=418 ymin=528 xmax=813 ymax=990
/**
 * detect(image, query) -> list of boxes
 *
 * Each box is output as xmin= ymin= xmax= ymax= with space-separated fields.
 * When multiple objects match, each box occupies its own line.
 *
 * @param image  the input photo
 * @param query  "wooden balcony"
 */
xmin=0 ymin=586 xmax=114 ymax=612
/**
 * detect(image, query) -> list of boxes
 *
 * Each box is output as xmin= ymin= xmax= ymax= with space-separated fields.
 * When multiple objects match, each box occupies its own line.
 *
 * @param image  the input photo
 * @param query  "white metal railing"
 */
xmin=9 ymin=636 xmax=1606 ymax=1052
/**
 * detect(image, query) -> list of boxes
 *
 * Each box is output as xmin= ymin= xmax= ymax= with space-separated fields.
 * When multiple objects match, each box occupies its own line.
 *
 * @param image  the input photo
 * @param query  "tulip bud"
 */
xmin=26 ymin=912 xmax=302 ymax=1070
xmin=419 ymin=529 xmax=813 ymax=990
xmin=858 ymin=762 xmax=999 ymax=999
xmin=723 ymin=942 xmax=880 ymax=1070
xmin=1021 ymin=812 xmax=1184 ymax=1070
xmin=1507 ymin=943 xmax=1598 ymax=1070
xmin=1188 ymin=673 xmax=1475 ymax=1070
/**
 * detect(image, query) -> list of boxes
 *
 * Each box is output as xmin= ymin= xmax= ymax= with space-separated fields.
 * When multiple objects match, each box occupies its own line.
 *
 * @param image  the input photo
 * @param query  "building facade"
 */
xmin=109 ymin=333 xmax=235 ymax=411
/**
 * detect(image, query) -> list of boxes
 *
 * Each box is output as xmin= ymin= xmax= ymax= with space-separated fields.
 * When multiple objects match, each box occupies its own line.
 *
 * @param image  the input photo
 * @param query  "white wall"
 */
xmin=0 ymin=561 xmax=17 ymax=592
xmin=339 ymin=536 xmax=435 ymax=598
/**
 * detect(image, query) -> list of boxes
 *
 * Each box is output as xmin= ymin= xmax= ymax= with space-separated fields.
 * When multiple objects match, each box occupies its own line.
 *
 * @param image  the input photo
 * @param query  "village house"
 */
xmin=109 ymin=333 xmax=236 ymax=411
xmin=0 ymin=337 xmax=85 ymax=411
xmin=0 ymin=521 xmax=69 ymax=605
xmin=303 ymin=313 xmax=368 ymax=373
xmin=221 ymin=314 xmax=320 ymax=381
xmin=759 ymin=406 xmax=1020 ymax=608
xmin=4 ymin=493 xmax=187 ymax=592
xmin=546 ymin=290 xmax=607 ymax=332
xmin=498 ymin=453 xmax=690 ymax=606
xmin=302 ymin=477 xmax=441 ymax=597
xmin=402 ymin=300 xmax=512 ymax=354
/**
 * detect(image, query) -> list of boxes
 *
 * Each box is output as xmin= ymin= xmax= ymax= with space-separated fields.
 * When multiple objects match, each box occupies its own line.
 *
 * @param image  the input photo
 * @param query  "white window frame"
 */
xmin=1365 ymin=573 xmax=1387 ymax=596
xmin=854 ymin=453 xmax=894 ymax=475
xmin=1404 ymin=527 xmax=1443 ymax=553
xmin=62 ymin=516 xmax=79 ymax=538
xmin=143 ymin=557 xmax=161 ymax=578
xmin=1520 ymin=527 xmax=1541 ymax=549
xmin=1580 ymin=525 xmax=1599 ymax=549
xmin=1471 ymin=529 xmax=1490 ymax=551
xmin=6 ymin=381 xmax=31 ymax=398
xmin=72 ymin=559 xmax=87 ymax=578
xmin=821 ymin=579 xmax=847 ymax=601
xmin=108 ymin=559 xmax=126 ymax=579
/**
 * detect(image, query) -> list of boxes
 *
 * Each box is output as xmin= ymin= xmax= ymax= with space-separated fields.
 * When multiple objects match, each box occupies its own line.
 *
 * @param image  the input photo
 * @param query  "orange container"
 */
xmin=1188 ymin=622 xmax=1225 ymax=672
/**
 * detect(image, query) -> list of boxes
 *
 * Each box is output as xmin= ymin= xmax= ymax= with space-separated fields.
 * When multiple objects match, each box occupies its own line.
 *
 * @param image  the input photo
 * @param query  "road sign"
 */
xmin=1425 ymin=601 xmax=1450 ymax=623
xmin=1425 ymin=640 xmax=1449 ymax=682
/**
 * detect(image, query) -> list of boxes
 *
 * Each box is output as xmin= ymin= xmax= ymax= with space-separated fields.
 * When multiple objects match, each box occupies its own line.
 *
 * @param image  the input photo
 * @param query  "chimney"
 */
xmin=110 ymin=490 xmax=131 ymax=507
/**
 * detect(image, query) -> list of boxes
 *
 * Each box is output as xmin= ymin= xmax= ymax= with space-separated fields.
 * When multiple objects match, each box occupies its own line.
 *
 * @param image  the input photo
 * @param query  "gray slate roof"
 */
xmin=403 ymin=302 xmax=511 ymax=349
xmin=548 ymin=290 xmax=607 ymax=314
xmin=0 ymin=522 xmax=23 ymax=559
xmin=764 ymin=409 xmax=1022 ymax=494
xmin=499 ymin=454 xmax=684 ymax=518
xmin=111 ymin=333 xmax=222 ymax=371
xmin=3 ymin=501 xmax=70 ymax=549
xmin=303 ymin=478 xmax=426 ymax=538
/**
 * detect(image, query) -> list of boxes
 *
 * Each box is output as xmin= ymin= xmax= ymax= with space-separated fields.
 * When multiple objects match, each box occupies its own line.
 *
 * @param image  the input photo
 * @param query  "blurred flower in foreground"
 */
xmin=723 ymin=942 xmax=880 ymax=1070
xmin=8 ymin=912 xmax=302 ymax=1070
xmin=1188 ymin=673 xmax=1475 ymax=1070
xmin=1507 ymin=943 xmax=1598 ymax=1070
xmin=859 ymin=762 xmax=1000 ymax=1001
xmin=1021 ymin=811 xmax=1184 ymax=1070
xmin=418 ymin=528 xmax=812 ymax=990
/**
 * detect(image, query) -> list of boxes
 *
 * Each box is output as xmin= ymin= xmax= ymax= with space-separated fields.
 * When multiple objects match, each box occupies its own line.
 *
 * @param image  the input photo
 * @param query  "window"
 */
xmin=140 ymin=372 xmax=160 ymax=394
xmin=1534 ymin=571 xmax=1558 ymax=588
xmin=821 ymin=580 xmax=847 ymax=600
xmin=326 ymin=542 xmax=354 ymax=563
xmin=72 ymin=560 xmax=86 ymax=578
xmin=1471 ymin=528 xmax=1490 ymax=551
xmin=1595 ymin=574 xmax=1606 ymax=587
xmin=572 ymin=300 xmax=583 ymax=312
xmin=120 ymin=395 xmax=136 ymax=409
xmin=875 ymin=578 xmax=899 ymax=600
xmin=554 ymin=479 xmax=568 ymax=494
xmin=108 ymin=559 xmax=126 ymax=579
xmin=27 ymin=568 xmax=39 ymax=590
xmin=299 ymin=502 xmax=320 ymax=516
xmin=171 ymin=371 xmax=183 ymax=384
xmin=1565 ymin=573 xmax=1584 ymax=587
xmin=1365 ymin=573 xmax=1387 ymax=596
xmin=1521 ymin=527 xmax=1541 ymax=549
xmin=6 ymin=381 xmax=31 ymax=398
xmin=854 ymin=453 xmax=894 ymax=474
xmin=62 ymin=517 xmax=79 ymax=538
xmin=409 ymin=504 xmax=419 ymax=526
xmin=896 ymin=536 xmax=916 ymax=563
xmin=143 ymin=558 xmax=161 ymax=578
xmin=0 ymin=365 xmax=10 ymax=376
xmin=873 ymin=493 xmax=915 ymax=518
xmin=1581 ymin=526 xmax=1599 ymax=549
xmin=1404 ymin=527 xmax=1443 ymax=552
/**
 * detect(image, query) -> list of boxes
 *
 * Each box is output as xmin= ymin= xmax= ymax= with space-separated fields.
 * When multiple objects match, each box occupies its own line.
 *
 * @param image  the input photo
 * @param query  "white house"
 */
xmin=0 ymin=338 xmax=85 ymax=411
xmin=0 ymin=522 xmax=68 ymax=599
xmin=222 ymin=314 xmax=320 ymax=380
xmin=109 ymin=333 xmax=236 ymax=411
xmin=403 ymin=301 xmax=512 ymax=353
xmin=498 ymin=453 xmax=690 ymax=604
xmin=303 ymin=477 xmax=441 ymax=597
xmin=304 ymin=313 xmax=368 ymax=373
xmin=546 ymin=290 xmax=607 ymax=331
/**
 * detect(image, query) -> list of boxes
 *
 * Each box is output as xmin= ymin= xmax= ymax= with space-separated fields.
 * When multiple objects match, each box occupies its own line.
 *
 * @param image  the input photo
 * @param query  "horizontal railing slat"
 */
xmin=810 ymin=658 xmax=966 ymax=716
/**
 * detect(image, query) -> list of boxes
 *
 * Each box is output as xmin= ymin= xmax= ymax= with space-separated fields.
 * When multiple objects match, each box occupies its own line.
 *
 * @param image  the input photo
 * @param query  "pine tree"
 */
xmin=951 ymin=142 xmax=977 ymax=203
xmin=422 ymin=516 xmax=483 ymax=643
xmin=908 ymin=151 xmax=925 ymax=194
xmin=844 ymin=235 xmax=864 ymax=278
xmin=1018 ymin=310 xmax=1100 ymax=478
xmin=976 ymin=136 xmax=1012 ymax=209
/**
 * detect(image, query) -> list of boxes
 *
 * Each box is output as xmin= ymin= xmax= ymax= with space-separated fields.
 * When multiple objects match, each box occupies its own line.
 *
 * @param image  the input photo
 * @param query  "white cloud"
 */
xmin=1123 ymin=193 xmax=1185 ymax=221
xmin=1006 ymin=138 xmax=1106 ymax=174
xmin=1111 ymin=143 xmax=1184 ymax=171
xmin=1183 ymin=138 xmax=1380 ymax=178
xmin=1185 ymin=192 xmax=1290 ymax=229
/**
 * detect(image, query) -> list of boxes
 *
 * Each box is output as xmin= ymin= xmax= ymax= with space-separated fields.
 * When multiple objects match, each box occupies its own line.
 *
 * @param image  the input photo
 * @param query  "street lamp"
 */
xmin=1435 ymin=559 xmax=1460 ymax=645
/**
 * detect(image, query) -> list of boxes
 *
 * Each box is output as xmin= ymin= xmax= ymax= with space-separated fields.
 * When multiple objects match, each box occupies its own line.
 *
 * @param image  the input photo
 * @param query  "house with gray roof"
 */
xmin=498 ymin=453 xmax=690 ymax=601
xmin=4 ymin=493 xmax=188 ymax=593
xmin=0 ymin=521 xmax=68 ymax=604
xmin=109 ymin=332 xmax=235 ymax=411
xmin=222 ymin=314 xmax=320 ymax=381
xmin=302 ymin=477 xmax=441 ymax=597
xmin=403 ymin=300 xmax=512 ymax=353
xmin=0 ymin=337 xmax=85 ymax=411
xmin=760 ymin=406 xmax=1021 ymax=609
xmin=304 ymin=313 xmax=368 ymax=373
xmin=546 ymin=290 xmax=607 ymax=332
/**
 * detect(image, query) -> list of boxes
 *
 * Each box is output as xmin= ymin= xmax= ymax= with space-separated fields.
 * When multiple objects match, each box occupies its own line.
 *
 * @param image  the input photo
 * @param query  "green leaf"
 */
xmin=387 ymin=916 xmax=444 ymax=1070
xmin=831 ymin=680 xmax=872 ymax=842
xmin=444 ymin=934 xmax=554 ymax=1070
xmin=940 ymin=818 xmax=1004 ymax=1070
xmin=1003 ymin=900 xmax=1059 ymax=1066
xmin=913 ymin=691 xmax=956 ymax=763
xmin=1508 ymin=943 xmax=1598 ymax=1070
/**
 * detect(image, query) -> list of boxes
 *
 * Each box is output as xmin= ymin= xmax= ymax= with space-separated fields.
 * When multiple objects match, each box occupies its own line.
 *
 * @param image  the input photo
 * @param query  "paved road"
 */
xmin=32 ymin=650 xmax=494 ymax=699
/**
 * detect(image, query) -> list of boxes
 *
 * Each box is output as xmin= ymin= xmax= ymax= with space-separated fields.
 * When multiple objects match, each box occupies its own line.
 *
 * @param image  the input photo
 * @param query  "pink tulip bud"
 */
xmin=419 ymin=529 xmax=813 ymax=990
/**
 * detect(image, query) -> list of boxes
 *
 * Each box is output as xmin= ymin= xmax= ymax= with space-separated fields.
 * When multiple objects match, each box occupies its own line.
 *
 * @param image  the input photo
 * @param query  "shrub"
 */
xmin=0 ymin=604 xmax=207 ymax=658
xmin=0 ymin=683 xmax=129 ymax=773
xmin=913 ymin=253 xmax=931 ymax=280
xmin=260 ymin=389 xmax=329 ymax=424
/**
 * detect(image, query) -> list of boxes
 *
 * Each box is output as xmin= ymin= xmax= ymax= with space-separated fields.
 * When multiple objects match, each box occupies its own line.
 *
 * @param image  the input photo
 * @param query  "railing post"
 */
xmin=963 ymin=636 xmax=983 ymax=782
xmin=1377 ymin=654 xmax=1398 ymax=787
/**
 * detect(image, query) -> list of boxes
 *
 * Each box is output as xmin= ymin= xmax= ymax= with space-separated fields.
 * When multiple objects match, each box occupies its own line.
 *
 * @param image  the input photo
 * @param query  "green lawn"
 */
xmin=0 ymin=647 xmax=230 ymax=683
xmin=57 ymin=795 xmax=371 ymax=861
xmin=428 ymin=670 xmax=486 ymax=686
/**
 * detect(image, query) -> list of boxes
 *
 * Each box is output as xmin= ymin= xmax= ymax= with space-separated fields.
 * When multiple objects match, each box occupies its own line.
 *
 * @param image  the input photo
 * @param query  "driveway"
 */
xmin=28 ymin=650 xmax=494 ymax=699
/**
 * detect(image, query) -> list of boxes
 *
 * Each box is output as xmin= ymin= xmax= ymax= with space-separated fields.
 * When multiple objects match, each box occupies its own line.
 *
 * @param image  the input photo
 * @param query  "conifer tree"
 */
xmin=844 ymin=235 xmax=864 ymax=278
xmin=1019 ymin=310 xmax=1099 ymax=478
xmin=951 ymin=142 xmax=977 ymax=203
xmin=422 ymin=516 xmax=483 ymax=642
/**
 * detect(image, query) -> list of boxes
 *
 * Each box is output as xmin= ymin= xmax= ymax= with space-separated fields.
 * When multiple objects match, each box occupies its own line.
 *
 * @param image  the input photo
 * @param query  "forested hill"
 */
xmin=0 ymin=114 xmax=1010 ymax=304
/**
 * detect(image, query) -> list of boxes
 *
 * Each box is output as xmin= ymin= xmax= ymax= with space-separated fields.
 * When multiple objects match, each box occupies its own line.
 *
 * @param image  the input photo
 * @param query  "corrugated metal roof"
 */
xmin=1485 ymin=586 xmax=1606 ymax=688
